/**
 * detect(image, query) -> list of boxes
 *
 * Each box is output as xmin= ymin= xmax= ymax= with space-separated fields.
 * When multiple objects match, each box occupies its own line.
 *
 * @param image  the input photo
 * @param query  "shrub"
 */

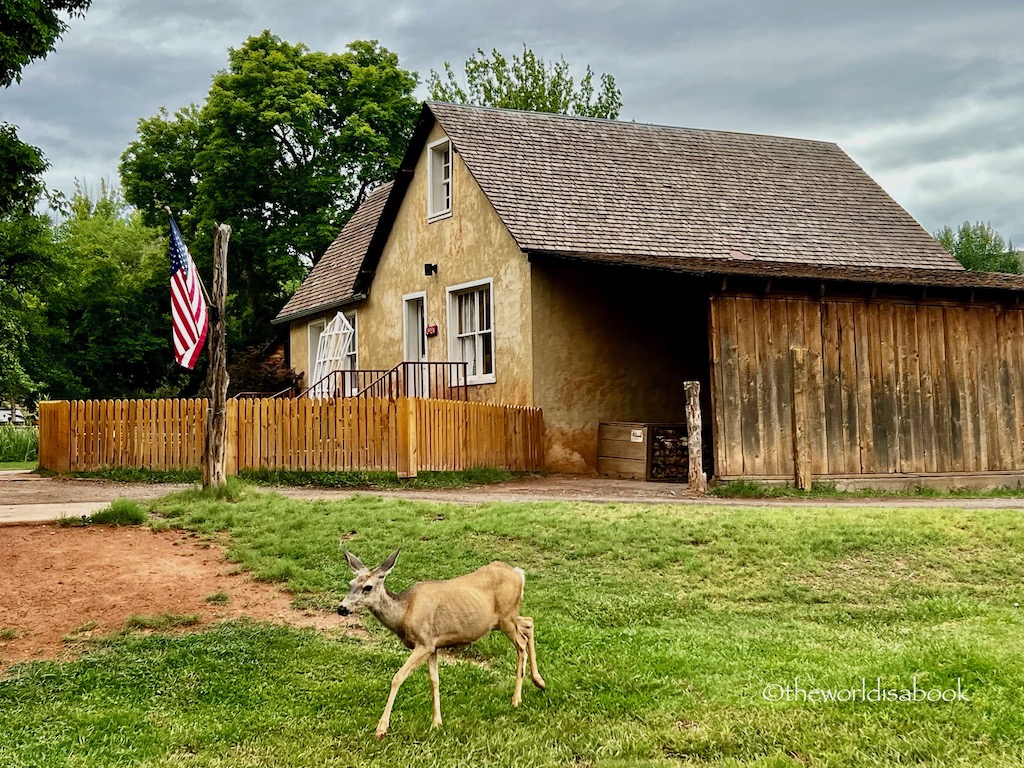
xmin=0 ymin=425 xmax=38 ymax=462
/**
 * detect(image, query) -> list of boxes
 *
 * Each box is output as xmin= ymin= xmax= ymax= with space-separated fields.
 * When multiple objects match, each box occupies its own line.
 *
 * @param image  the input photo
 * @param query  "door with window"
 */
xmin=403 ymin=293 xmax=428 ymax=396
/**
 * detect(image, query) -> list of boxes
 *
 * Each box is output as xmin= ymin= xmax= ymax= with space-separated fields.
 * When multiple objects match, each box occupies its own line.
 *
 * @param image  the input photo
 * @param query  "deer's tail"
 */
xmin=514 ymin=566 xmax=526 ymax=601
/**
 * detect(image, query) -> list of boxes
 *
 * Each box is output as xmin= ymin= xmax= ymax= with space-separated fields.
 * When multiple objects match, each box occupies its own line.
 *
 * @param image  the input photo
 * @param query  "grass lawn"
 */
xmin=2 ymin=489 xmax=1024 ymax=766
xmin=0 ymin=461 xmax=35 ymax=471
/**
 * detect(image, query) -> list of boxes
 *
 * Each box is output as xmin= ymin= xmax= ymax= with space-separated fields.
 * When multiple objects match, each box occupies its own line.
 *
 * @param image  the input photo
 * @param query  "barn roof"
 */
xmin=425 ymin=102 xmax=963 ymax=273
xmin=279 ymin=104 xmax=1024 ymax=322
xmin=273 ymin=181 xmax=392 ymax=324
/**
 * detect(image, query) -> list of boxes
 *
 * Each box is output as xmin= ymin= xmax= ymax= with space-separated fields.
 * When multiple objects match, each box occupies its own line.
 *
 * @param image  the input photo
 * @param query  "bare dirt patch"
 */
xmin=0 ymin=524 xmax=355 ymax=671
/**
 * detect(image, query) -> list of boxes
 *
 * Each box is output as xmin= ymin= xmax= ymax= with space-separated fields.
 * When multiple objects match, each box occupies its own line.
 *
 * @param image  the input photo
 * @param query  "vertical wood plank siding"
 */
xmin=38 ymin=397 xmax=544 ymax=474
xmin=711 ymin=294 xmax=1024 ymax=477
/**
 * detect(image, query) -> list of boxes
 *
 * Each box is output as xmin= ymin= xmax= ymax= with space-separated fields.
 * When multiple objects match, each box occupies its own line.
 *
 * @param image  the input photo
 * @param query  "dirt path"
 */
xmin=0 ymin=524 xmax=357 ymax=671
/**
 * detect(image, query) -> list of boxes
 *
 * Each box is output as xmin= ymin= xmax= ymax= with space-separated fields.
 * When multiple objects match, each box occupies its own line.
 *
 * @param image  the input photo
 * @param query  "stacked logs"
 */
xmin=650 ymin=426 xmax=689 ymax=480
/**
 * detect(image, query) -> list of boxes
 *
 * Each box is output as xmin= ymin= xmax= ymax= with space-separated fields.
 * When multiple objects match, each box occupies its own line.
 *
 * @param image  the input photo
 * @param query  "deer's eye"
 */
xmin=362 ymin=584 xmax=373 ymax=593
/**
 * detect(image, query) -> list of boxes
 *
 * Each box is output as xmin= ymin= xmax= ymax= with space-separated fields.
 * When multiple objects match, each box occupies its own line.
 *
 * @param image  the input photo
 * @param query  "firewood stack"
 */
xmin=650 ymin=426 xmax=689 ymax=480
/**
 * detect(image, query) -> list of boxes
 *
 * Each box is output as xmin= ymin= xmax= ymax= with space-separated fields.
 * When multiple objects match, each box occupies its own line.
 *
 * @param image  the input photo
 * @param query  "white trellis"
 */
xmin=310 ymin=312 xmax=355 ymax=398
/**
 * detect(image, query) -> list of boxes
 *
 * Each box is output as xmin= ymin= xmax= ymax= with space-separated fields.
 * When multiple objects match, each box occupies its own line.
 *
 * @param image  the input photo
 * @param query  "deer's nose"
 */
xmin=338 ymin=605 xmax=350 ymax=616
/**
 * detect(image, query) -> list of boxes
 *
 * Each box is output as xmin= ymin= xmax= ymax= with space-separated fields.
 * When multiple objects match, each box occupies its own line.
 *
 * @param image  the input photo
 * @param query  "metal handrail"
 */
xmin=300 ymin=363 xmax=469 ymax=401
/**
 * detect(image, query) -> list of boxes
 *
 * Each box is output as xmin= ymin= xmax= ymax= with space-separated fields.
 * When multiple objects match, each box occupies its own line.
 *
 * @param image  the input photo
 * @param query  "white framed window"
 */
xmin=427 ymin=138 xmax=452 ymax=221
xmin=447 ymin=278 xmax=494 ymax=385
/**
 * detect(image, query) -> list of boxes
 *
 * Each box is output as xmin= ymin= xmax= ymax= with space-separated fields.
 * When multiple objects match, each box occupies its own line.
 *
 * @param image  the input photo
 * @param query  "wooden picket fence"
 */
xmin=38 ymin=397 xmax=544 ymax=476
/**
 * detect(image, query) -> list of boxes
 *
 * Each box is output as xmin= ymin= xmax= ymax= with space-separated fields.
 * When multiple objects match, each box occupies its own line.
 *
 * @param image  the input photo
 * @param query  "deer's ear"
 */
xmin=376 ymin=548 xmax=401 ymax=577
xmin=343 ymin=549 xmax=367 ymax=574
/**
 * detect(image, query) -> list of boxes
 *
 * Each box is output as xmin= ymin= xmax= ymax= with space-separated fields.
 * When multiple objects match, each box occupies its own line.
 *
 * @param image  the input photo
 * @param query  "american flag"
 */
xmin=169 ymin=217 xmax=208 ymax=369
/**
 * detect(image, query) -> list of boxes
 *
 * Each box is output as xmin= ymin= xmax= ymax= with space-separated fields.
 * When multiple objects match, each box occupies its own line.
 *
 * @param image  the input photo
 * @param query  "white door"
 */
xmin=403 ymin=293 xmax=428 ymax=397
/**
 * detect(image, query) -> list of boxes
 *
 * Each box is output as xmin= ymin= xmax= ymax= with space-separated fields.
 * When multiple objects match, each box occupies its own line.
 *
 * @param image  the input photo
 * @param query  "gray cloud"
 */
xmin=1 ymin=0 xmax=1020 ymax=243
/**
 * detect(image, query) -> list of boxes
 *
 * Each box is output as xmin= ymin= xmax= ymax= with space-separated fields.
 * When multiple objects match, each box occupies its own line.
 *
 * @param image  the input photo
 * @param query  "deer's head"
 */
xmin=338 ymin=547 xmax=400 ymax=616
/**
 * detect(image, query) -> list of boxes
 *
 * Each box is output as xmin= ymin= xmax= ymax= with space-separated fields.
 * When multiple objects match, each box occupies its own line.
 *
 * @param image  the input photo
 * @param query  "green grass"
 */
xmin=0 ymin=425 xmax=37 ymax=463
xmin=66 ymin=466 xmax=517 ymax=489
xmin=90 ymin=499 xmax=149 ymax=526
xmin=0 ymin=461 xmax=35 ymax=471
xmin=3 ymin=492 xmax=1024 ymax=766
xmin=711 ymin=478 xmax=1024 ymax=499
xmin=57 ymin=499 xmax=150 ymax=528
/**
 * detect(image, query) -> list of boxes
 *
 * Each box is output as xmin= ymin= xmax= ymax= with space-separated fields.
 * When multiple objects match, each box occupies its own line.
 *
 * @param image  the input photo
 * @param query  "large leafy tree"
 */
xmin=936 ymin=221 xmax=1021 ymax=274
xmin=428 ymin=45 xmax=622 ymax=119
xmin=120 ymin=31 xmax=419 ymax=352
xmin=1 ymin=0 xmax=92 ymax=406
xmin=26 ymin=183 xmax=176 ymax=399
xmin=1 ymin=0 xmax=90 ymax=213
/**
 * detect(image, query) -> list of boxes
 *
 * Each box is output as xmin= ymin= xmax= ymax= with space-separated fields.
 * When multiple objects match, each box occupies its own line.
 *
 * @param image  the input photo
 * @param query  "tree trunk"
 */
xmin=685 ymin=380 xmax=708 ymax=494
xmin=203 ymin=223 xmax=231 ymax=488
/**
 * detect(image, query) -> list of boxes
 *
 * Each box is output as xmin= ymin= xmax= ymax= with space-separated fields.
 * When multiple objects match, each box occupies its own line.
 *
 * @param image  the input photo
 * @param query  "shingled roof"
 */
xmin=277 ymin=104 xmax=1024 ymax=320
xmin=426 ymin=102 xmax=962 ymax=273
xmin=273 ymin=181 xmax=392 ymax=324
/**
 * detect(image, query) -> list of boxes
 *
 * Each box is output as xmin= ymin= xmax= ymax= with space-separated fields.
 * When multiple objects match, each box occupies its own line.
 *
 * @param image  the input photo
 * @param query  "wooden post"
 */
xmin=203 ymin=223 xmax=231 ymax=488
xmin=225 ymin=397 xmax=238 ymax=476
xmin=791 ymin=347 xmax=812 ymax=491
xmin=38 ymin=400 xmax=72 ymax=473
xmin=396 ymin=396 xmax=418 ymax=479
xmin=684 ymin=381 xmax=708 ymax=493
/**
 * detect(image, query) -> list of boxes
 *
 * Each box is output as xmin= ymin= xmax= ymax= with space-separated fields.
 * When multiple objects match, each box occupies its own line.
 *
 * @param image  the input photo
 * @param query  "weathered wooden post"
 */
xmin=684 ymin=380 xmax=708 ymax=493
xmin=790 ymin=347 xmax=812 ymax=491
xmin=203 ymin=223 xmax=231 ymax=488
xmin=396 ymin=396 xmax=418 ymax=479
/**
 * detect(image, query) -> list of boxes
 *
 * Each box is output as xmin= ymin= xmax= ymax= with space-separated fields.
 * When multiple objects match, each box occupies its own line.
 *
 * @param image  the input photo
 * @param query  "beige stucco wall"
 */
xmin=286 ymin=124 xmax=713 ymax=473
xmin=531 ymin=260 xmax=707 ymax=472
xmin=353 ymin=123 xmax=534 ymax=406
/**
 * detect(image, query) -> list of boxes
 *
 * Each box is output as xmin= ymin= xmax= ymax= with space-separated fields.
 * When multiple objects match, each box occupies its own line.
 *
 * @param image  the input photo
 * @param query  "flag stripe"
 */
xmin=169 ymin=217 xmax=209 ymax=370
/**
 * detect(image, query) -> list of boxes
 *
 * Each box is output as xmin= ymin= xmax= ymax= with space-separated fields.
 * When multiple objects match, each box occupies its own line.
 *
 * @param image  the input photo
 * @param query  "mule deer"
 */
xmin=337 ymin=548 xmax=546 ymax=738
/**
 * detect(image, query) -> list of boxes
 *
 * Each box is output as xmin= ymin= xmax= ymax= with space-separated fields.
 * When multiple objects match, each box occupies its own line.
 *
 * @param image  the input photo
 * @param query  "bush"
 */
xmin=0 ymin=425 xmax=38 ymax=462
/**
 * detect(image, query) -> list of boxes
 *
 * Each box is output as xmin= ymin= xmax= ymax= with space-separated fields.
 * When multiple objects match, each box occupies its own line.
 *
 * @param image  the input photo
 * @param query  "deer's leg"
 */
xmin=428 ymin=651 xmax=442 ymax=729
xmin=517 ymin=616 xmax=546 ymax=690
xmin=500 ymin=618 xmax=528 ymax=706
xmin=376 ymin=645 xmax=432 ymax=739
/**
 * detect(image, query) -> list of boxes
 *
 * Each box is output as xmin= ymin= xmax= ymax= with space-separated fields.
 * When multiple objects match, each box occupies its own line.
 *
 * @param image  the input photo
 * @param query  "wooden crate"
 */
xmin=598 ymin=422 xmax=689 ymax=481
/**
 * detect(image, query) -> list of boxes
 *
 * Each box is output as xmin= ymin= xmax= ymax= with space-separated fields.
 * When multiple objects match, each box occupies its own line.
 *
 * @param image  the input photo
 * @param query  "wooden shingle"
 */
xmin=273 ymin=181 xmax=393 ymax=324
xmin=428 ymin=103 xmax=962 ymax=273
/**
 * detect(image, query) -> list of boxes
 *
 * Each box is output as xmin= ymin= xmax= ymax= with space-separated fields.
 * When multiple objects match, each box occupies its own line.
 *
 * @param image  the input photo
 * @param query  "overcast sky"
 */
xmin=3 ymin=0 xmax=1022 ymax=244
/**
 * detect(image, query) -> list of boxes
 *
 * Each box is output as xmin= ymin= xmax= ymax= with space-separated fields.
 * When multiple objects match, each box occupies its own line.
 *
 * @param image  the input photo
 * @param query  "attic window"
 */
xmin=427 ymin=138 xmax=452 ymax=221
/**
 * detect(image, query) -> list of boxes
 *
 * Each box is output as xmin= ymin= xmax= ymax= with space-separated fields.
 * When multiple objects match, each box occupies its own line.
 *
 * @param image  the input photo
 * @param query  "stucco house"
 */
xmin=274 ymin=102 xmax=1024 ymax=484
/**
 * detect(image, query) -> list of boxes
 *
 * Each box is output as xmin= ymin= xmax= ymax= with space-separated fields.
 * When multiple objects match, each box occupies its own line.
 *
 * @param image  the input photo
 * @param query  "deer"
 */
xmin=337 ymin=547 xmax=546 ymax=738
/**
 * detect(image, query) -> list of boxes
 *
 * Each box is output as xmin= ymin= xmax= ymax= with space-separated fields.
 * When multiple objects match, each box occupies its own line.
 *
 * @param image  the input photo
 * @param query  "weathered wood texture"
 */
xmin=38 ymin=397 xmax=544 ymax=475
xmin=203 ymin=222 xmax=231 ymax=488
xmin=597 ymin=422 xmax=690 ymax=480
xmin=685 ymin=380 xmax=707 ymax=493
xmin=710 ymin=294 xmax=1024 ymax=478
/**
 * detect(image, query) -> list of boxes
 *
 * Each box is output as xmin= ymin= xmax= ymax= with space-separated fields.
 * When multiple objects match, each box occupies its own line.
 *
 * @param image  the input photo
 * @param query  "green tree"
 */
xmin=1 ymin=0 xmax=91 ymax=406
xmin=1 ymin=0 xmax=91 ymax=211
xmin=935 ymin=221 xmax=1022 ymax=274
xmin=120 ymin=31 xmax=419 ymax=353
xmin=24 ymin=183 xmax=177 ymax=399
xmin=428 ymin=45 xmax=622 ymax=119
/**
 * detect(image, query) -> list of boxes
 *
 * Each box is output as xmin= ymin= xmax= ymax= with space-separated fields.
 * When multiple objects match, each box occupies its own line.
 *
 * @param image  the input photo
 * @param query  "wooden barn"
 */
xmin=275 ymin=102 xmax=1024 ymax=488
